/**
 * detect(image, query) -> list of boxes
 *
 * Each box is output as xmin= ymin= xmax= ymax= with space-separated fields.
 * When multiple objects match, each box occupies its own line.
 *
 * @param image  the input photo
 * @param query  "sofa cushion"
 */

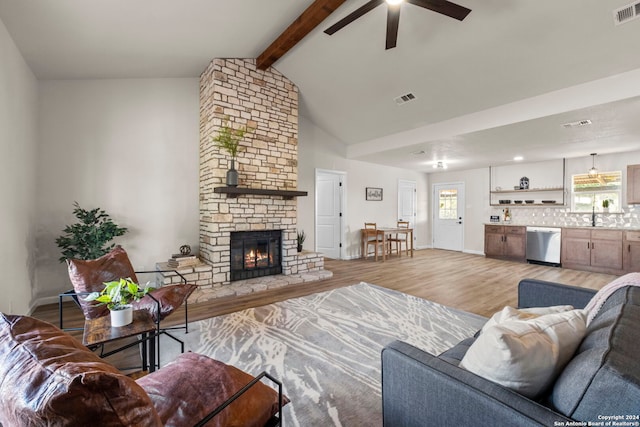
xmin=0 ymin=313 xmax=161 ymax=427
xmin=481 ymin=305 xmax=575 ymax=333
xmin=137 ymin=352 xmax=289 ymax=427
xmin=551 ymin=286 xmax=640 ymax=421
xmin=68 ymin=246 xmax=138 ymax=319
xmin=459 ymin=309 xmax=587 ymax=399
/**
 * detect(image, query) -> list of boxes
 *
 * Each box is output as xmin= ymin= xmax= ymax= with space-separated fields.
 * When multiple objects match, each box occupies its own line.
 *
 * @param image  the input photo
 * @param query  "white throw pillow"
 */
xmin=481 ymin=305 xmax=575 ymax=333
xmin=459 ymin=309 xmax=587 ymax=399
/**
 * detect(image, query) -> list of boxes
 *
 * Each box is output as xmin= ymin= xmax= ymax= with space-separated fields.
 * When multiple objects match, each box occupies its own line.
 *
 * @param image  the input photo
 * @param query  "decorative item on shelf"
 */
xmin=490 ymin=215 xmax=500 ymax=223
xmin=167 ymin=253 xmax=200 ymax=268
xmin=514 ymin=200 xmax=523 ymax=204
xmin=519 ymin=177 xmax=530 ymax=190
xmin=84 ymin=278 xmax=154 ymax=327
xmin=55 ymin=202 xmax=128 ymax=263
xmin=296 ymin=230 xmax=306 ymax=253
xmin=211 ymin=117 xmax=254 ymax=187
xmin=499 ymin=199 xmax=511 ymax=204
xmin=525 ymin=200 xmax=535 ymax=204
xmin=179 ymin=244 xmax=191 ymax=255
xmin=503 ymin=208 xmax=511 ymax=223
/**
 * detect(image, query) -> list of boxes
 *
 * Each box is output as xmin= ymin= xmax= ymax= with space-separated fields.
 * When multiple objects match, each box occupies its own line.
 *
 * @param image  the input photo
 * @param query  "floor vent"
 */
xmin=394 ymin=92 xmax=416 ymax=105
xmin=562 ymin=119 xmax=592 ymax=128
xmin=614 ymin=1 xmax=640 ymax=25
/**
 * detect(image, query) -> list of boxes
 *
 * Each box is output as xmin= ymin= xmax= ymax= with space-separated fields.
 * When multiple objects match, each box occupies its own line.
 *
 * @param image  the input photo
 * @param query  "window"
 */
xmin=438 ymin=189 xmax=458 ymax=219
xmin=571 ymin=171 xmax=622 ymax=213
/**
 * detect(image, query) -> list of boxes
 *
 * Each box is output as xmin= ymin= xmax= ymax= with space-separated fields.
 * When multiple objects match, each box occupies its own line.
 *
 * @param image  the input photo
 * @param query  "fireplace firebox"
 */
xmin=230 ymin=230 xmax=282 ymax=281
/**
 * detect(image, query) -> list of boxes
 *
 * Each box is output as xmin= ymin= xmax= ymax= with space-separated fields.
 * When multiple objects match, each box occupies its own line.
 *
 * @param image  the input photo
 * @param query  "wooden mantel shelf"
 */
xmin=214 ymin=186 xmax=308 ymax=200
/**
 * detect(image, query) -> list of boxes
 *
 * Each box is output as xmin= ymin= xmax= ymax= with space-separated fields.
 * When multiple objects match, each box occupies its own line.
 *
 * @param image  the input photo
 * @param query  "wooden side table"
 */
xmin=83 ymin=310 xmax=157 ymax=372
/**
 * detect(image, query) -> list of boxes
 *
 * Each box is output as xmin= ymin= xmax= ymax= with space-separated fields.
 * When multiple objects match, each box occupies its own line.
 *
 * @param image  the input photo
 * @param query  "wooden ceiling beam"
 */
xmin=256 ymin=0 xmax=347 ymax=70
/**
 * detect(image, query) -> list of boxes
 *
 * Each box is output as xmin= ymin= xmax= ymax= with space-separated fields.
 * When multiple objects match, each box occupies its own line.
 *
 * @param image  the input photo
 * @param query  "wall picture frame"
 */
xmin=366 ymin=187 xmax=383 ymax=201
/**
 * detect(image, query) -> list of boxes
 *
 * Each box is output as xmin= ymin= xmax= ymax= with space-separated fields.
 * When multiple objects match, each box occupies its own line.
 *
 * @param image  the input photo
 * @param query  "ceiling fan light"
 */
xmin=386 ymin=0 xmax=404 ymax=5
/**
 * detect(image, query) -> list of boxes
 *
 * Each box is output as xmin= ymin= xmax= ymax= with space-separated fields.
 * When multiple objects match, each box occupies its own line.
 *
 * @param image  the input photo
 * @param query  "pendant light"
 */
xmin=588 ymin=153 xmax=598 ymax=177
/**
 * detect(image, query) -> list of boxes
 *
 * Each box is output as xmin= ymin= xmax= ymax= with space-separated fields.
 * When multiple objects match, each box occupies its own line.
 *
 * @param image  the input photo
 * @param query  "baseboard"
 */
xmin=463 ymin=249 xmax=485 ymax=256
xmin=29 ymin=295 xmax=60 ymax=315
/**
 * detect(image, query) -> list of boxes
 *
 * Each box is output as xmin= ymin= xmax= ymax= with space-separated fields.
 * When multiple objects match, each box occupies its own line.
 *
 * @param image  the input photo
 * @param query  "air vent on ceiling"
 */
xmin=562 ymin=119 xmax=592 ymax=128
xmin=614 ymin=1 xmax=640 ymax=25
xmin=394 ymin=92 xmax=417 ymax=105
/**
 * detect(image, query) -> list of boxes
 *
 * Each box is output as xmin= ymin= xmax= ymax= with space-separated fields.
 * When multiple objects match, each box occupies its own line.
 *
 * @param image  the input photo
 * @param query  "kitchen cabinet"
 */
xmin=623 ymin=231 xmax=640 ymax=273
xmin=561 ymin=228 xmax=624 ymax=275
xmin=484 ymin=225 xmax=526 ymax=262
xmin=628 ymin=164 xmax=640 ymax=205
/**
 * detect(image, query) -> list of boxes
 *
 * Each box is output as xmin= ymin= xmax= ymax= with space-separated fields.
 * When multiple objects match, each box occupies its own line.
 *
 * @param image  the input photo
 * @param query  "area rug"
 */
xmin=162 ymin=282 xmax=486 ymax=426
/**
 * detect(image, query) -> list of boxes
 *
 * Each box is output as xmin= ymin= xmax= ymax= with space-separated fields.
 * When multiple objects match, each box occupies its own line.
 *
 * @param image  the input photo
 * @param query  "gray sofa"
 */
xmin=381 ymin=278 xmax=640 ymax=426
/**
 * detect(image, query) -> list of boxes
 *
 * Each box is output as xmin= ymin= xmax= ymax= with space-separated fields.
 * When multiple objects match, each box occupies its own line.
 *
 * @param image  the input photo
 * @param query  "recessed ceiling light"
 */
xmin=514 ymin=156 xmax=524 ymax=161
xmin=386 ymin=0 xmax=404 ymax=5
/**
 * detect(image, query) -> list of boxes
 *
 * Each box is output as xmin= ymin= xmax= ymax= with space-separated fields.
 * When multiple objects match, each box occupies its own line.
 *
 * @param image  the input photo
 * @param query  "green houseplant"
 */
xmin=84 ymin=278 xmax=154 ymax=327
xmin=297 ymin=230 xmax=306 ymax=253
xmin=55 ymin=202 xmax=128 ymax=262
xmin=211 ymin=117 xmax=254 ymax=187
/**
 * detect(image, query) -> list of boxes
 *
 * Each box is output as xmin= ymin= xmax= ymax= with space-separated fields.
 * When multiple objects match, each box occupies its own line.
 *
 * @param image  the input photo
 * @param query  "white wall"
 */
xmin=34 ymin=78 xmax=200 ymax=305
xmin=298 ymin=116 xmax=429 ymax=258
xmin=0 ymin=17 xmax=39 ymax=314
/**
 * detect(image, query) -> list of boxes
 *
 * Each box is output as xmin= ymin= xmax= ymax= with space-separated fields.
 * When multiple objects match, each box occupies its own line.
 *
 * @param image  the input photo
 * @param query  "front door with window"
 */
xmin=433 ymin=183 xmax=464 ymax=251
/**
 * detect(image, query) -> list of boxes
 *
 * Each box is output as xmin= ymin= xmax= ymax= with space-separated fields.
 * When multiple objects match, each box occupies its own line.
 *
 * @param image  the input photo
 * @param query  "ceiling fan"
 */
xmin=324 ymin=0 xmax=471 ymax=50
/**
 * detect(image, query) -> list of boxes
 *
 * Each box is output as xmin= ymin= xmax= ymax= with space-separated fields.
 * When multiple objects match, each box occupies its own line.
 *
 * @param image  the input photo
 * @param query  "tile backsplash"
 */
xmin=492 ymin=205 xmax=640 ymax=228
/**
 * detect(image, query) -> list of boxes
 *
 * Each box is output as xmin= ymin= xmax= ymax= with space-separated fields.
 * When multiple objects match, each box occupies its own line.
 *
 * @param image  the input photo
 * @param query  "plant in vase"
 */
xmin=84 ymin=278 xmax=154 ymax=327
xmin=55 ymin=202 xmax=128 ymax=262
xmin=602 ymin=199 xmax=612 ymax=213
xmin=297 ymin=230 xmax=306 ymax=253
xmin=211 ymin=117 xmax=254 ymax=187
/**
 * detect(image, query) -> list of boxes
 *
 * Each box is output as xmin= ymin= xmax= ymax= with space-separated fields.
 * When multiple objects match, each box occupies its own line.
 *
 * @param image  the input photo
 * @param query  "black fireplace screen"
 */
xmin=230 ymin=230 xmax=282 ymax=281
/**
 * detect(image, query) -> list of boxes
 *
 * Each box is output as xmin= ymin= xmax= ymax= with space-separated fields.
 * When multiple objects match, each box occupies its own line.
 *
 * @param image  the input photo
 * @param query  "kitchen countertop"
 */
xmin=485 ymin=223 xmax=639 ymax=231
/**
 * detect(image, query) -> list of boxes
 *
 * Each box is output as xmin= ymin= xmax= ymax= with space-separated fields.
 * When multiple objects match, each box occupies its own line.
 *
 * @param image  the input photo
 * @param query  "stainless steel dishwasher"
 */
xmin=526 ymin=227 xmax=562 ymax=266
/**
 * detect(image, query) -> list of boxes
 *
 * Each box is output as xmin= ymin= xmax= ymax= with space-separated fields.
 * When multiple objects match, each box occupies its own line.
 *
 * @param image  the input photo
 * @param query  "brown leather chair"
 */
xmin=0 ymin=313 xmax=287 ymax=427
xmin=59 ymin=246 xmax=197 ymax=368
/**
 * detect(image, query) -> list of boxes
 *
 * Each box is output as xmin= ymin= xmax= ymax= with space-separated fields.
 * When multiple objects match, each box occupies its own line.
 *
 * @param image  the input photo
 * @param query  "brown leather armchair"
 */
xmin=0 ymin=313 xmax=288 ymax=427
xmin=59 ymin=246 xmax=197 ymax=367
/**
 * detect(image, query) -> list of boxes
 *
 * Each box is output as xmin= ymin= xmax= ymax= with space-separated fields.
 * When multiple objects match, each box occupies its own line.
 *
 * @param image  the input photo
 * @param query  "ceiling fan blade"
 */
xmin=386 ymin=6 xmax=401 ymax=49
xmin=406 ymin=0 xmax=471 ymax=21
xmin=324 ymin=0 xmax=385 ymax=35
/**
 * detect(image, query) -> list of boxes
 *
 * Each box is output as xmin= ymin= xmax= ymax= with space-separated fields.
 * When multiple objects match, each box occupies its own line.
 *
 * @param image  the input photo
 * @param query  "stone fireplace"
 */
xmin=194 ymin=57 xmax=326 ymax=293
xmin=156 ymin=58 xmax=330 ymax=299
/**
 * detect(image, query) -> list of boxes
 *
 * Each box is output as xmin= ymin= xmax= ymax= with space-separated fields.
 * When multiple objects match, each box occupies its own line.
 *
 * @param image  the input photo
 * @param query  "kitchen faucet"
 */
xmin=592 ymin=207 xmax=596 ymax=227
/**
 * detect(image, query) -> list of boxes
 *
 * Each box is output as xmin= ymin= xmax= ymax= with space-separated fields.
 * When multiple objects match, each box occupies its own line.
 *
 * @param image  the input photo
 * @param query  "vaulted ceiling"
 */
xmin=1 ymin=0 xmax=640 ymax=171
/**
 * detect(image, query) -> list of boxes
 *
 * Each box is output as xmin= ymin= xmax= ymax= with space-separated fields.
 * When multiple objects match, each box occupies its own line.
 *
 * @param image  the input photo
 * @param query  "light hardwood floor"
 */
xmin=34 ymin=248 xmax=616 ymax=327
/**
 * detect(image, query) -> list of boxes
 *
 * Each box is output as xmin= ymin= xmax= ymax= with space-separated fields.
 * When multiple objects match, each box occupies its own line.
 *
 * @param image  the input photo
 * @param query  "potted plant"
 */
xmin=297 ymin=230 xmax=306 ymax=253
xmin=56 ymin=202 xmax=128 ymax=262
xmin=602 ymin=199 xmax=612 ymax=213
xmin=84 ymin=278 xmax=154 ymax=327
xmin=211 ymin=117 xmax=254 ymax=187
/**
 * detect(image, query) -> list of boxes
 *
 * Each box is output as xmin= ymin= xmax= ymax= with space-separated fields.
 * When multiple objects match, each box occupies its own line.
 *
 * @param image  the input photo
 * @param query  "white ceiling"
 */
xmin=2 ymin=0 xmax=640 ymax=172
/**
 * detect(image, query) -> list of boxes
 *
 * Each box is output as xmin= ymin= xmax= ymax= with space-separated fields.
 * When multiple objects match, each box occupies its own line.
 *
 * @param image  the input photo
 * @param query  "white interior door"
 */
xmin=315 ymin=169 xmax=345 ymax=259
xmin=398 ymin=180 xmax=416 ymax=244
xmin=433 ymin=183 xmax=464 ymax=251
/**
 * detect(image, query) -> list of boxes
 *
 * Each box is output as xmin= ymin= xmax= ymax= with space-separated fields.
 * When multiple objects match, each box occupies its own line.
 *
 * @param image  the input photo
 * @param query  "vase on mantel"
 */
xmin=226 ymin=158 xmax=238 ymax=187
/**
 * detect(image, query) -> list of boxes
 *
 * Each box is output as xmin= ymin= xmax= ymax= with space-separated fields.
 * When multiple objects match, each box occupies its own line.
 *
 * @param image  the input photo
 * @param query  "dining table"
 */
xmin=361 ymin=226 xmax=414 ymax=261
